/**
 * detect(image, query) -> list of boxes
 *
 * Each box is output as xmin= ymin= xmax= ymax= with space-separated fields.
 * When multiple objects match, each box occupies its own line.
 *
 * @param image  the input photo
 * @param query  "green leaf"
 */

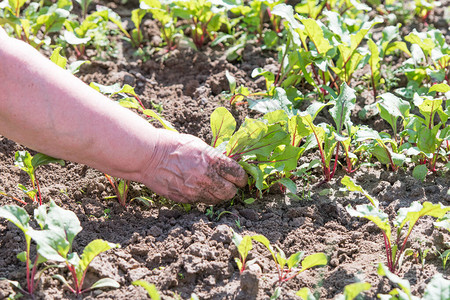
xmin=422 ymin=273 xmax=450 ymax=300
xmin=90 ymin=278 xmax=120 ymax=290
xmin=44 ymin=200 xmax=82 ymax=246
xmin=226 ymin=119 xmax=267 ymax=156
xmin=225 ymin=70 xmax=236 ymax=94
xmin=237 ymin=235 xmax=252 ymax=261
xmin=79 ymin=240 xmax=120 ymax=275
xmin=346 ymin=204 xmax=391 ymax=241
xmin=132 ymin=280 xmax=160 ymax=300
xmin=395 ymin=202 xmax=450 ymax=237
xmin=296 ymin=287 xmax=318 ymax=300
xmin=142 ymin=109 xmax=177 ymax=132
xmin=434 ymin=213 xmax=450 ymax=232
xmin=417 ymin=126 xmax=440 ymax=154
xmin=0 ymin=205 xmax=30 ymax=233
xmin=300 ymin=253 xmax=327 ymax=271
xmin=239 ymin=161 xmax=263 ymax=193
xmin=377 ymin=93 xmax=410 ymax=136
xmin=63 ymin=30 xmax=91 ymax=45
xmin=377 ymin=264 xmax=412 ymax=296
xmin=29 ymin=228 xmax=70 ymax=261
xmin=417 ymin=97 xmax=443 ymax=128
xmin=287 ymin=251 xmax=304 ymax=269
xmin=341 ymin=176 xmax=379 ymax=207
xmin=343 ymin=282 xmax=371 ymax=300
xmin=412 ymin=164 xmax=428 ymax=182
xmin=277 ymin=177 xmax=297 ymax=195
xmin=210 ymin=107 xmax=236 ymax=148
xmin=368 ymin=38 xmax=380 ymax=90
xmin=271 ymin=286 xmax=282 ymax=300
xmin=429 ymin=83 xmax=450 ymax=94
xmin=52 ymin=274 xmax=72 ymax=289
xmin=329 ymin=83 xmax=356 ymax=133
xmin=50 ymin=47 xmax=67 ymax=69
xmin=300 ymin=18 xmax=332 ymax=54
xmin=14 ymin=150 xmax=34 ymax=180
xmin=272 ymin=3 xmax=301 ymax=29
xmin=251 ymin=235 xmax=274 ymax=256
xmin=89 ymin=82 xmax=122 ymax=94
xmin=31 ymin=153 xmax=65 ymax=169
xmin=244 ymin=198 xmax=255 ymax=205
xmin=131 ymin=9 xmax=146 ymax=28
xmin=68 ymin=60 xmax=89 ymax=75
xmin=288 ymin=115 xmax=312 ymax=147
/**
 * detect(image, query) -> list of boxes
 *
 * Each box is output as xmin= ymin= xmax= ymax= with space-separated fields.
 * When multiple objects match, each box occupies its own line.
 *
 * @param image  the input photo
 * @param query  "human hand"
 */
xmin=142 ymin=130 xmax=248 ymax=204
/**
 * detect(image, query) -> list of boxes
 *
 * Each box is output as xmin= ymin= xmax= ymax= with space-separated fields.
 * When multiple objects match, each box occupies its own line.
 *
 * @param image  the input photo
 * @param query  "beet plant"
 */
xmin=342 ymin=176 xmax=450 ymax=273
xmin=404 ymin=89 xmax=449 ymax=173
xmin=10 ymin=151 xmax=64 ymax=206
xmin=170 ymin=0 xmax=229 ymax=49
xmin=0 ymin=201 xmax=120 ymax=297
xmin=297 ymin=281 xmax=371 ymax=300
xmin=377 ymin=263 xmax=449 ymax=299
xmin=252 ymin=234 xmax=327 ymax=284
xmin=0 ymin=205 xmax=51 ymax=297
xmin=210 ymin=106 xmax=304 ymax=196
xmin=140 ymin=0 xmax=181 ymax=51
xmin=231 ymin=230 xmax=253 ymax=274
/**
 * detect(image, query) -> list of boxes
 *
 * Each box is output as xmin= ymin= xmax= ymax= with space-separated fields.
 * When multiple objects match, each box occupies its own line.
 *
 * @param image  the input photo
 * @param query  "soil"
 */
xmin=1 ymin=1 xmax=449 ymax=299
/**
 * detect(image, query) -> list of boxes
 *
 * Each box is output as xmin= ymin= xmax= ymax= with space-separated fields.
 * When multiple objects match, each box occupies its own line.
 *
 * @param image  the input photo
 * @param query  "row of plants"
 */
xmin=1 ymin=196 xmax=447 ymax=298
xmin=0 ymin=0 xmax=446 ymax=57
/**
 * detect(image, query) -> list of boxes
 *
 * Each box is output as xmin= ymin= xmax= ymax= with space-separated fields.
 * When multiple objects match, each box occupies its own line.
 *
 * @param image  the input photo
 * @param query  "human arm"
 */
xmin=0 ymin=28 xmax=247 ymax=204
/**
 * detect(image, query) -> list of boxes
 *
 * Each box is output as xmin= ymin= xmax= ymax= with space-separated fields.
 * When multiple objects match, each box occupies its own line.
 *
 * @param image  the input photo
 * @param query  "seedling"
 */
xmin=231 ymin=230 xmax=253 ymax=273
xmin=171 ymin=0 xmax=229 ymax=49
xmin=0 ymin=201 xmax=120 ymax=296
xmin=403 ymin=91 xmax=449 ymax=173
xmin=377 ymin=263 xmax=450 ymax=299
xmin=0 ymin=205 xmax=50 ymax=297
xmin=110 ymin=7 xmax=146 ymax=48
xmin=251 ymin=235 xmax=327 ymax=284
xmin=74 ymin=0 xmax=93 ymax=20
xmin=140 ymin=0 xmax=181 ymax=51
xmin=342 ymin=176 xmax=450 ymax=273
xmin=104 ymin=175 xmax=130 ymax=207
xmin=437 ymin=248 xmax=450 ymax=270
xmin=132 ymin=280 xmax=161 ymax=300
xmin=13 ymin=151 xmax=64 ymax=205
xmin=297 ymin=281 xmax=371 ymax=300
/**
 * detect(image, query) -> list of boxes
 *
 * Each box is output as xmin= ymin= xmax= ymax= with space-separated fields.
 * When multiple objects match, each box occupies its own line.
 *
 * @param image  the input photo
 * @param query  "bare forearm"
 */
xmin=0 ymin=35 xmax=158 ymax=181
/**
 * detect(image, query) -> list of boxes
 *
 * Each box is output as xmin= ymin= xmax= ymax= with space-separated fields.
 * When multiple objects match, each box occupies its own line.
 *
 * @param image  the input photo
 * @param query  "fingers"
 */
xmin=212 ymin=155 xmax=248 ymax=188
xmin=167 ymin=169 xmax=238 ymax=204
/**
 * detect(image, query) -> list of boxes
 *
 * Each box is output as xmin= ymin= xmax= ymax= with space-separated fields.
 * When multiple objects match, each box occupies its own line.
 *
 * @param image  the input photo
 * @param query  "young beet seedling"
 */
xmin=0 ymin=201 xmax=120 ymax=296
xmin=231 ymin=230 xmax=254 ymax=274
xmin=376 ymin=263 xmax=449 ymax=299
xmin=10 ymin=151 xmax=65 ymax=205
xmin=251 ymin=235 xmax=327 ymax=284
xmin=296 ymin=281 xmax=371 ymax=300
xmin=0 ymin=205 xmax=54 ymax=297
xmin=342 ymin=176 xmax=450 ymax=273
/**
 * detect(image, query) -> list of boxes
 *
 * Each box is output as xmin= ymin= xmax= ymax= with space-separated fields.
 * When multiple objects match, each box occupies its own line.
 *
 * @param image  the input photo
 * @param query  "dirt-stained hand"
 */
xmin=142 ymin=130 xmax=247 ymax=204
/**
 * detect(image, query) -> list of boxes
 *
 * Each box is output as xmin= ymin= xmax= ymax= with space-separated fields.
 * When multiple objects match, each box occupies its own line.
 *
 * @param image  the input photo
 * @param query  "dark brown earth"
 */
xmin=0 ymin=1 xmax=449 ymax=299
